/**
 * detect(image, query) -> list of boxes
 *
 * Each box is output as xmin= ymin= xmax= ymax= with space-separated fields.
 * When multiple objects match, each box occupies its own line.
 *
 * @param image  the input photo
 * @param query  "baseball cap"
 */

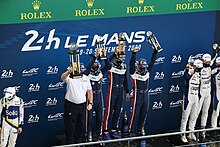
xmin=4 ymin=87 xmax=16 ymax=98
xmin=216 ymin=57 xmax=220 ymax=64
xmin=138 ymin=58 xmax=148 ymax=68
xmin=193 ymin=59 xmax=203 ymax=68
xmin=202 ymin=53 xmax=211 ymax=62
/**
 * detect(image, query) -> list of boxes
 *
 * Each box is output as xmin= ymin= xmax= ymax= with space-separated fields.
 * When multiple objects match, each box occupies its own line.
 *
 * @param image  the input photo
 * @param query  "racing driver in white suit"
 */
xmin=180 ymin=59 xmax=203 ymax=143
xmin=0 ymin=87 xmax=24 ymax=147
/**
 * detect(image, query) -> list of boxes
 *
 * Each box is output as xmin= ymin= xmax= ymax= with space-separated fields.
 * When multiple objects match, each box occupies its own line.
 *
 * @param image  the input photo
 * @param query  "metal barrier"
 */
xmin=52 ymin=127 xmax=220 ymax=147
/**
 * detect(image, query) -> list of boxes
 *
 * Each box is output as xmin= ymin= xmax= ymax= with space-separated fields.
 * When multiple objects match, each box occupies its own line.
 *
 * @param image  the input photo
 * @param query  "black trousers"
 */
xmin=64 ymin=99 xmax=85 ymax=144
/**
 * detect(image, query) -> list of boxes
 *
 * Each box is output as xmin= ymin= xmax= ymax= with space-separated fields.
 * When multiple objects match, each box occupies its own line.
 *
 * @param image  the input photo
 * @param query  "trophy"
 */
xmin=68 ymin=43 xmax=82 ymax=78
xmin=146 ymin=31 xmax=163 ymax=52
xmin=96 ymin=36 xmax=107 ymax=60
xmin=117 ymin=32 xmax=126 ymax=59
xmin=213 ymin=43 xmax=220 ymax=52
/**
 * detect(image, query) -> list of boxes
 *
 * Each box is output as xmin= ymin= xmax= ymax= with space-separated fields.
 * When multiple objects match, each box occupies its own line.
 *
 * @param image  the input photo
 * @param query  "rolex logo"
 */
xmin=32 ymin=0 xmax=41 ymax=11
xmin=138 ymin=0 xmax=144 ymax=5
xmin=86 ymin=0 xmax=95 ymax=8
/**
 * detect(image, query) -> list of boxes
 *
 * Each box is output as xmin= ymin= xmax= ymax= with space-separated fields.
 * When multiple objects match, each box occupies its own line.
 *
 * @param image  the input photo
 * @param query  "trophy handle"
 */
xmin=76 ymin=54 xmax=80 ymax=73
xmin=69 ymin=54 xmax=75 ymax=75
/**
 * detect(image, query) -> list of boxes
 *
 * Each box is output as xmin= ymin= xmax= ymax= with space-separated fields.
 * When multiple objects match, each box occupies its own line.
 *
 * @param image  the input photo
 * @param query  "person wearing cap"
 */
xmin=180 ymin=59 xmax=203 ymax=143
xmin=0 ymin=87 xmax=24 ymax=147
xmin=127 ymin=46 xmax=157 ymax=144
xmin=102 ymin=46 xmax=130 ymax=140
xmin=210 ymin=57 xmax=220 ymax=136
xmin=61 ymin=60 xmax=93 ymax=144
xmin=196 ymin=53 xmax=217 ymax=140
xmin=86 ymin=49 xmax=111 ymax=142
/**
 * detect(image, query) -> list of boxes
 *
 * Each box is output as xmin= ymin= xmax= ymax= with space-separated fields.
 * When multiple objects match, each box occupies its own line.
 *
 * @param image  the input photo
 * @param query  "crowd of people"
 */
xmin=60 ymin=37 xmax=220 ymax=146
xmin=1 ymin=38 xmax=219 ymax=147
xmin=180 ymin=52 xmax=220 ymax=143
xmin=61 ymin=35 xmax=159 ymax=146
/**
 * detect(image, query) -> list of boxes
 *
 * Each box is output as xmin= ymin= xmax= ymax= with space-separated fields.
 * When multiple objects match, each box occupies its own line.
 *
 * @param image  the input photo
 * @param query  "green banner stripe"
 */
xmin=0 ymin=0 xmax=219 ymax=25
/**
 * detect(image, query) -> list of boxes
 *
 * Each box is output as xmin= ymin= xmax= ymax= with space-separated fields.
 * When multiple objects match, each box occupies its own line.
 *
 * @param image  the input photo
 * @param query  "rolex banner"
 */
xmin=0 ymin=0 xmax=219 ymax=24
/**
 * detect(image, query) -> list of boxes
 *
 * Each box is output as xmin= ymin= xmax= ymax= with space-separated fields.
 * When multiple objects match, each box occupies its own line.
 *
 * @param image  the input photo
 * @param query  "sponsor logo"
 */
xmin=86 ymin=0 xmax=95 ymax=8
xmin=169 ymin=85 xmax=180 ymax=93
xmin=46 ymin=66 xmax=59 ymax=74
xmin=22 ymin=67 xmax=39 ymax=76
xmin=27 ymin=114 xmax=40 ymax=123
xmin=15 ymin=86 xmax=21 ymax=92
xmin=48 ymin=82 xmax=65 ymax=90
xmin=21 ymin=30 xmax=146 ymax=52
xmin=24 ymin=99 xmax=39 ymax=108
xmin=127 ymin=0 xmax=155 ymax=14
xmin=148 ymin=87 xmax=163 ymax=95
xmin=170 ymin=100 xmax=183 ymax=108
xmin=188 ymin=53 xmax=203 ymax=64
xmin=20 ymin=0 xmax=52 ymax=20
xmin=47 ymin=112 xmax=63 ymax=121
xmin=75 ymin=0 xmax=104 ymax=17
xmin=152 ymin=101 xmax=163 ymax=109
xmin=1 ymin=69 xmax=13 ymax=79
xmin=6 ymin=110 xmax=18 ymax=116
xmin=138 ymin=0 xmax=144 ymax=5
xmin=154 ymin=57 xmax=165 ymax=65
xmin=154 ymin=72 xmax=165 ymax=80
xmin=176 ymin=0 xmax=203 ymax=11
xmin=172 ymin=70 xmax=185 ymax=78
xmin=46 ymin=97 xmax=58 ymax=106
xmin=28 ymin=83 xmax=40 ymax=92
xmin=171 ymin=55 xmax=182 ymax=63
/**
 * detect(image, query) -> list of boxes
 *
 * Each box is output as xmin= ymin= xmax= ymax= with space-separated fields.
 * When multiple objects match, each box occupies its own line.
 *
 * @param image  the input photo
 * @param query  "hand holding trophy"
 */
xmin=146 ymin=31 xmax=163 ymax=52
xmin=213 ymin=43 xmax=220 ymax=52
xmin=68 ymin=43 xmax=82 ymax=78
xmin=117 ymin=32 xmax=126 ymax=59
xmin=133 ymin=46 xmax=140 ymax=53
xmin=96 ymin=36 xmax=107 ymax=60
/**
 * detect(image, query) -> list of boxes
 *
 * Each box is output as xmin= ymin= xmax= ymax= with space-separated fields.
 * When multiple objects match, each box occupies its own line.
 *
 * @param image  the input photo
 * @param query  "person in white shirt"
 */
xmin=61 ymin=65 xmax=93 ymax=144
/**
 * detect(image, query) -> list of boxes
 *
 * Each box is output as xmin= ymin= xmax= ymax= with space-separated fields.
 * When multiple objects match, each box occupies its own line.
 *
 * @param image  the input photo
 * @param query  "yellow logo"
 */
xmin=138 ymin=0 xmax=144 ymax=5
xmin=86 ymin=0 xmax=95 ymax=8
xmin=20 ymin=0 xmax=52 ymax=20
xmin=75 ymin=0 xmax=104 ymax=17
xmin=32 ymin=0 xmax=41 ymax=11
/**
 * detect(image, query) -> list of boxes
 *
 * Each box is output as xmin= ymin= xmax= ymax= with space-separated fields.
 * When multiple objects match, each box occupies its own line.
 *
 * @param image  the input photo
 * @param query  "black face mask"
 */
xmin=138 ymin=67 xmax=147 ymax=75
xmin=92 ymin=66 xmax=99 ymax=72
xmin=203 ymin=63 xmax=210 ymax=67
xmin=116 ymin=59 xmax=122 ymax=65
xmin=195 ymin=68 xmax=202 ymax=72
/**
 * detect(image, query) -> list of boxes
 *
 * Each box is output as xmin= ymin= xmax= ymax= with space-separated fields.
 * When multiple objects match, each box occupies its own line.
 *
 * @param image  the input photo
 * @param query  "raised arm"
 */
xmin=129 ymin=52 xmax=136 ymax=75
xmin=101 ymin=58 xmax=111 ymax=74
xmin=147 ymin=50 xmax=157 ymax=72
xmin=84 ymin=55 xmax=96 ymax=76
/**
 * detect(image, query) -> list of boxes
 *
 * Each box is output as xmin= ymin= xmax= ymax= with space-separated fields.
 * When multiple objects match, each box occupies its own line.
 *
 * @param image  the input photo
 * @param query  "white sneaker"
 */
xmin=187 ymin=133 xmax=197 ymax=141
xmin=180 ymin=135 xmax=188 ymax=143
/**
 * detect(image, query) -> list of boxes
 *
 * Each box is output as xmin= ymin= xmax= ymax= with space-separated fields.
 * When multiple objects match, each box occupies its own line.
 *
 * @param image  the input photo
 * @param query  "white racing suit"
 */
xmin=180 ymin=70 xmax=200 ymax=133
xmin=0 ymin=96 xmax=24 ymax=147
xmin=197 ymin=66 xmax=212 ymax=128
xmin=211 ymin=68 xmax=220 ymax=128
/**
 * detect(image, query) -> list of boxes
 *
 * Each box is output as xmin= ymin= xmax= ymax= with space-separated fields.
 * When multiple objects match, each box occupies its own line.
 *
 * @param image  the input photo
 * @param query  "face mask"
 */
xmin=116 ymin=59 xmax=122 ymax=65
xmin=138 ymin=66 xmax=147 ymax=75
xmin=195 ymin=68 xmax=202 ymax=72
xmin=92 ymin=65 xmax=99 ymax=71
xmin=203 ymin=63 xmax=210 ymax=67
